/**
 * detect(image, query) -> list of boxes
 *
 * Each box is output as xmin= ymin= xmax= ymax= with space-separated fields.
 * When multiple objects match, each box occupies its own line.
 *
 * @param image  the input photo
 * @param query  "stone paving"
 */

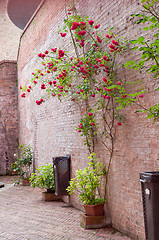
xmin=0 ymin=176 xmax=131 ymax=240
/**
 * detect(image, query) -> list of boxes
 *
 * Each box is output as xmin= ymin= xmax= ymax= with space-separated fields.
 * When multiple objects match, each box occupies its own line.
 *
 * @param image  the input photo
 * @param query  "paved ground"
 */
xmin=0 ymin=176 xmax=131 ymax=240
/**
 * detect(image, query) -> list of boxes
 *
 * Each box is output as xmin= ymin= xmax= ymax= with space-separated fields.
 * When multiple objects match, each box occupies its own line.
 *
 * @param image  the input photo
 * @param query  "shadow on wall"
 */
xmin=7 ymin=0 xmax=43 ymax=30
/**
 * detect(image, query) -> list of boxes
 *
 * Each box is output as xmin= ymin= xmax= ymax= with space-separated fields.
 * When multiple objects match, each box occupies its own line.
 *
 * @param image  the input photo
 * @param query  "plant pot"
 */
xmin=83 ymin=204 xmax=104 ymax=216
xmin=21 ymin=179 xmax=30 ymax=186
xmin=42 ymin=192 xmax=61 ymax=201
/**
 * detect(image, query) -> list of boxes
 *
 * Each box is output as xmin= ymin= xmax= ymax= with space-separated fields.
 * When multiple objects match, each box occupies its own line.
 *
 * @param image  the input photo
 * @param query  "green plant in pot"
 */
xmin=11 ymin=144 xmax=33 ymax=185
xmin=67 ymin=153 xmax=106 ymax=216
xmin=29 ymin=164 xmax=60 ymax=201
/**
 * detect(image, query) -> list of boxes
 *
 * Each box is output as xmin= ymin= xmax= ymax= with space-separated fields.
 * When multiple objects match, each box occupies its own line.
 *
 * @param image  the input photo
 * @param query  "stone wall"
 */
xmin=0 ymin=61 xmax=18 ymax=175
xmin=17 ymin=0 xmax=159 ymax=239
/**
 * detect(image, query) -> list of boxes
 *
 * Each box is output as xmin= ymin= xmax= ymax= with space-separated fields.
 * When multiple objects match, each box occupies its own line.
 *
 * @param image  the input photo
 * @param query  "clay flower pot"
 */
xmin=83 ymin=203 xmax=104 ymax=216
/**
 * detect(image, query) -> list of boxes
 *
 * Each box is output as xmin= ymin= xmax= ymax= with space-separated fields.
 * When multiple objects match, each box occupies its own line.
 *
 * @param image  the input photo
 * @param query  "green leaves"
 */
xmin=11 ymin=144 xmax=33 ymax=184
xmin=29 ymin=164 xmax=55 ymax=190
xmin=66 ymin=153 xmax=106 ymax=205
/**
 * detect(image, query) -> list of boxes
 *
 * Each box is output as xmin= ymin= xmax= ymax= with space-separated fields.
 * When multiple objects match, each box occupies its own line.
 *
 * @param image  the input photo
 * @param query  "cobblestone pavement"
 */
xmin=0 ymin=176 xmax=131 ymax=240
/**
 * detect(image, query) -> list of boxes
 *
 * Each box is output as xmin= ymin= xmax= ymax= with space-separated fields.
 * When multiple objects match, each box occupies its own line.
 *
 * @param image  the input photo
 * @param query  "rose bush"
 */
xmin=20 ymin=2 xmax=145 ymax=197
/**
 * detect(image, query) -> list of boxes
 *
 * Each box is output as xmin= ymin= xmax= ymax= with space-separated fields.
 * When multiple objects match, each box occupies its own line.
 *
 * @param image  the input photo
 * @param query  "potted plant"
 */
xmin=29 ymin=164 xmax=60 ymax=201
xmin=67 ymin=153 xmax=106 ymax=216
xmin=11 ymin=144 xmax=33 ymax=185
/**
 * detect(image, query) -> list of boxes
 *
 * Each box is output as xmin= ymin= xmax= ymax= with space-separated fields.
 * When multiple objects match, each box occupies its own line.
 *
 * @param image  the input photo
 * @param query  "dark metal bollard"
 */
xmin=53 ymin=155 xmax=71 ymax=195
xmin=140 ymin=172 xmax=159 ymax=240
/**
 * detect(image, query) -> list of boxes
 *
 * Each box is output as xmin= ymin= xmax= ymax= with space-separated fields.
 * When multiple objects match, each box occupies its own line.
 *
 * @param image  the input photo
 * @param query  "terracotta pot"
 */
xmin=21 ymin=179 xmax=30 ymax=186
xmin=42 ymin=192 xmax=61 ymax=201
xmin=83 ymin=204 xmax=104 ymax=216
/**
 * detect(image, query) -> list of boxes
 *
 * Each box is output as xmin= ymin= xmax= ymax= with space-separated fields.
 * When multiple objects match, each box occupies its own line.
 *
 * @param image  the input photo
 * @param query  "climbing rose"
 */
xmin=94 ymin=65 xmax=99 ymax=69
xmin=139 ymin=94 xmax=144 ymax=98
xmin=51 ymin=48 xmax=57 ymax=52
xmin=91 ymin=122 xmax=95 ymax=126
xmin=117 ymin=82 xmax=121 ymax=85
xmin=21 ymin=93 xmax=25 ymax=98
xmin=88 ymin=112 xmax=93 ymax=116
xmin=91 ymin=94 xmax=95 ymax=97
xmin=117 ymin=122 xmax=121 ymax=126
xmin=103 ymin=77 xmax=107 ymax=83
xmin=112 ymin=39 xmax=119 ymax=46
xmin=109 ymin=44 xmax=115 ymax=49
xmin=103 ymin=56 xmax=107 ymax=61
xmin=33 ymin=80 xmax=37 ymax=84
xmin=80 ymin=40 xmax=85 ymax=47
xmin=60 ymin=33 xmax=67 ymax=37
xmin=71 ymin=22 xmax=80 ymax=30
xmin=94 ymin=24 xmax=100 ymax=29
xmin=88 ymin=20 xmax=94 ymax=25
xmin=27 ymin=89 xmax=30 ymax=92
xmin=58 ymin=50 xmax=65 ymax=58
xmin=45 ymin=50 xmax=49 ymax=54
xmin=97 ymin=36 xmax=102 ymax=43
xmin=41 ymin=84 xmax=46 ymax=89
xmin=77 ymin=31 xmax=86 ymax=36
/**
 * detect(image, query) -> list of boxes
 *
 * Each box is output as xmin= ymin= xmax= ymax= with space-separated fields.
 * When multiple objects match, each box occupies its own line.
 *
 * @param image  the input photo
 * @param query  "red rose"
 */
xmin=88 ymin=112 xmax=93 ymax=116
xmin=91 ymin=122 xmax=95 ymax=126
xmin=112 ymin=40 xmax=119 ymax=46
xmin=41 ymin=84 xmax=46 ymax=89
xmin=139 ymin=94 xmax=144 ymax=98
xmin=33 ymin=80 xmax=37 ymax=84
xmin=103 ymin=56 xmax=107 ymax=61
xmin=97 ymin=36 xmax=102 ymax=43
xmin=27 ymin=89 xmax=30 ymax=92
xmin=45 ymin=50 xmax=49 ymax=54
xmin=80 ymin=40 xmax=85 ymax=47
xmin=109 ymin=44 xmax=115 ymax=49
xmin=60 ymin=32 xmax=67 ymax=37
xmin=96 ymin=87 xmax=101 ymax=91
xmin=58 ymin=50 xmax=65 ymax=58
xmin=103 ymin=77 xmax=107 ymax=83
xmin=51 ymin=48 xmax=57 ymax=52
xmin=88 ymin=20 xmax=94 ymax=26
xmin=21 ymin=93 xmax=26 ymax=98
xmin=71 ymin=22 xmax=80 ymax=30
xmin=117 ymin=122 xmax=121 ymax=126
xmin=91 ymin=94 xmax=95 ymax=97
xmin=94 ymin=24 xmax=100 ymax=29
xmin=94 ymin=65 xmax=99 ymax=69
xmin=117 ymin=82 xmax=121 ymax=85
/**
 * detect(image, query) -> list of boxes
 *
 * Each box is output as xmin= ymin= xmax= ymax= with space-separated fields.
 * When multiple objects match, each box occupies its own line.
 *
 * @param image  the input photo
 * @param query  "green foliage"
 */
xmin=29 ymin=164 xmax=54 ymax=191
xmin=11 ymin=144 xmax=33 ymax=184
xmin=124 ymin=0 xmax=159 ymax=122
xmin=125 ymin=1 xmax=159 ymax=78
xmin=66 ymin=153 xmax=106 ymax=205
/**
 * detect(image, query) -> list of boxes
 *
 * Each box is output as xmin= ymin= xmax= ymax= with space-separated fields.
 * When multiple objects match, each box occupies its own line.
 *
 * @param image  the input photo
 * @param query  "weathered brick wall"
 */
xmin=0 ymin=61 xmax=18 ymax=175
xmin=0 ymin=0 xmax=22 ymax=61
xmin=17 ymin=0 xmax=159 ymax=239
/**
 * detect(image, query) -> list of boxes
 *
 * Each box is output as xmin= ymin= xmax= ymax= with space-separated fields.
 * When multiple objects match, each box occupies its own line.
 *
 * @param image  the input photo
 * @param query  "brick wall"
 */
xmin=17 ymin=0 xmax=159 ymax=239
xmin=0 ymin=61 xmax=18 ymax=175
xmin=0 ymin=0 xmax=22 ymax=61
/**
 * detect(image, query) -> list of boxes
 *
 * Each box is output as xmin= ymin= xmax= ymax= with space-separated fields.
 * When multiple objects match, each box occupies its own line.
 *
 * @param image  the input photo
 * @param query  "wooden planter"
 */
xmin=80 ymin=213 xmax=106 ymax=229
xmin=21 ymin=179 xmax=30 ymax=186
xmin=83 ymin=204 xmax=104 ymax=216
xmin=42 ymin=192 xmax=61 ymax=201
